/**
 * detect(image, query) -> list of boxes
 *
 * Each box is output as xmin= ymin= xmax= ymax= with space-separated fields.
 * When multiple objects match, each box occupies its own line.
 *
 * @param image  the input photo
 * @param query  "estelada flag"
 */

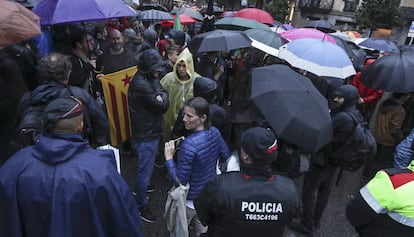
xmin=100 ymin=66 xmax=137 ymax=146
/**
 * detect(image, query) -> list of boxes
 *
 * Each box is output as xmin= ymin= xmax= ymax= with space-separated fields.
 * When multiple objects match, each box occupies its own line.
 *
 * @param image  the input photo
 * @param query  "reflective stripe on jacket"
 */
xmin=360 ymin=161 xmax=414 ymax=227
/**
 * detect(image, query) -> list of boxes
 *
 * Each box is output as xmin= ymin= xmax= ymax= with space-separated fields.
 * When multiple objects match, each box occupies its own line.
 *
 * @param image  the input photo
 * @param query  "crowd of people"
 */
xmin=1 ymin=2 xmax=414 ymax=237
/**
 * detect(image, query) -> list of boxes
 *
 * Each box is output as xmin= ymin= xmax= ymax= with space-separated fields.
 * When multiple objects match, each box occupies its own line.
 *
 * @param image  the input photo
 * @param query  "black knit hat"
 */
xmin=43 ymin=96 xmax=83 ymax=127
xmin=241 ymin=127 xmax=278 ymax=163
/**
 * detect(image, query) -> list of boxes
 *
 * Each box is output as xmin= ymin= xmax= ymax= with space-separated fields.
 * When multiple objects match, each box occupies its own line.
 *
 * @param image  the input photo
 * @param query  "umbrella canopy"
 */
xmin=200 ymin=6 xmax=224 ymax=15
xmin=32 ymin=0 xmax=136 ymax=25
xmin=172 ymin=7 xmax=204 ymax=21
xmin=278 ymin=38 xmax=356 ymax=79
xmin=304 ymin=19 xmax=336 ymax=33
xmin=138 ymin=9 xmax=173 ymax=21
xmin=330 ymin=32 xmax=352 ymax=42
xmin=358 ymin=38 xmax=399 ymax=53
xmin=219 ymin=11 xmax=237 ymax=18
xmin=160 ymin=14 xmax=196 ymax=27
xmin=344 ymin=30 xmax=362 ymax=39
xmin=136 ymin=2 xmax=169 ymax=12
xmin=331 ymin=35 xmax=365 ymax=70
xmin=214 ymin=17 xmax=271 ymax=31
xmin=251 ymin=64 xmax=333 ymax=152
xmin=280 ymin=28 xmax=337 ymax=45
xmin=243 ymin=28 xmax=287 ymax=57
xmin=235 ymin=8 xmax=275 ymax=25
xmin=0 ymin=0 xmax=41 ymax=48
xmin=360 ymin=51 xmax=414 ymax=92
xmin=188 ymin=29 xmax=251 ymax=54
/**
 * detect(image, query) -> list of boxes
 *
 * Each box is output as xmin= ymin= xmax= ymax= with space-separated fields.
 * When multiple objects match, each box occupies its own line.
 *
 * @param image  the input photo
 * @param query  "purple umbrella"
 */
xmin=32 ymin=0 xmax=136 ymax=25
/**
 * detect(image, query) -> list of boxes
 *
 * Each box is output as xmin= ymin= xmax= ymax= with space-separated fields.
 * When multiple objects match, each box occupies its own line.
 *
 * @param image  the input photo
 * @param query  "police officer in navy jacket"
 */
xmin=195 ymin=127 xmax=299 ymax=237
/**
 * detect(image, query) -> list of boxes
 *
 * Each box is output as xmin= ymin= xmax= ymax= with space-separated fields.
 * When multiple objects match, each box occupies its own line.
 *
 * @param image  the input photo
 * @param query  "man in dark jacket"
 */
xmin=66 ymin=28 xmax=97 ymax=95
xmin=0 ymin=97 xmax=142 ymax=237
xmin=128 ymin=48 xmax=169 ymax=223
xmin=290 ymin=84 xmax=362 ymax=237
xmin=18 ymin=53 xmax=109 ymax=147
xmin=195 ymin=127 xmax=299 ymax=237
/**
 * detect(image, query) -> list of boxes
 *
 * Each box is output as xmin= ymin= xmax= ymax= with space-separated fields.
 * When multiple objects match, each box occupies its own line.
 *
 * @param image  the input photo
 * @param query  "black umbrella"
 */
xmin=172 ymin=7 xmax=204 ymax=21
xmin=137 ymin=2 xmax=169 ymax=12
xmin=251 ymin=64 xmax=333 ymax=152
xmin=331 ymin=35 xmax=365 ymax=70
xmin=188 ymin=29 xmax=251 ymax=54
xmin=200 ymin=6 xmax=224 ymax=15
xmin=304 ymin=19 xmax=336 ymax=33
xmin=138 ymin=9 xmax=173 ymax=21
xmin=360 ymin=51 xmax=414 ymax=92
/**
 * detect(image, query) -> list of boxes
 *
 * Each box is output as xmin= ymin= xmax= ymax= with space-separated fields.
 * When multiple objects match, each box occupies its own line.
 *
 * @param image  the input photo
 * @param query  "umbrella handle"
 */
xmin=94 ymin=66 xmax=104 ymax=74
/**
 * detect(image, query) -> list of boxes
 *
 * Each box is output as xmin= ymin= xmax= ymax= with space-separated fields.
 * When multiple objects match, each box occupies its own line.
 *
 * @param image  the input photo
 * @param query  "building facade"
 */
xmin=291 ymin=0 xmax=414 ymax=45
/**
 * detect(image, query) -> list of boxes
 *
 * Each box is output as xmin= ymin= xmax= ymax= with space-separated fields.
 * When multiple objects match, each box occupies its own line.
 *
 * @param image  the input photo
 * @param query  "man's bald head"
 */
xmin=108 ymin=29 xmax=124 ymax=54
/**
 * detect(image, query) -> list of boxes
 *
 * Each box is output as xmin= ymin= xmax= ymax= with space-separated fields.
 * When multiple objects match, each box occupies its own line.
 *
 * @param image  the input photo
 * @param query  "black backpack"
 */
xmin=329 ymin=112 xmax=377 ymax=172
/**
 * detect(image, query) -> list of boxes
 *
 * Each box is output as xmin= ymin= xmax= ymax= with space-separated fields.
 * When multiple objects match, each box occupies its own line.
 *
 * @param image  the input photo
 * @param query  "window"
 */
xmin=343 ymin=0 xmax=359 ymax=12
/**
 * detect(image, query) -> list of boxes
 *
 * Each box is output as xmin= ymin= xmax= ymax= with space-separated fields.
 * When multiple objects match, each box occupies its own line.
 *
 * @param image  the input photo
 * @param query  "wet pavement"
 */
xmin=120 ymin=152 xmax=361 ymax=237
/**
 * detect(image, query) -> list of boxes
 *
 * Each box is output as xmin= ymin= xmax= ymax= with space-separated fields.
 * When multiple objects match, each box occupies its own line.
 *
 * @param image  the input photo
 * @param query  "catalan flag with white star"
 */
xmin=100 ymin=66 xmax=138 ymax=146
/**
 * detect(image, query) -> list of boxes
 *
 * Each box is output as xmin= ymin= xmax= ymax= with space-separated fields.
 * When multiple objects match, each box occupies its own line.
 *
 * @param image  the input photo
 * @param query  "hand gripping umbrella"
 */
xmin=360 ymin=50 xmax=414 ymax=92
xmin=251 ymin=64 xmax=333 ymax=152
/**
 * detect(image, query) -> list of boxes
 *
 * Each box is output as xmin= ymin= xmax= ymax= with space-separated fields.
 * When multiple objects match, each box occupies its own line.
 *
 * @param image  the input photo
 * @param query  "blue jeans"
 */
xmin=132 ymin=139 xmax=159 ymax=208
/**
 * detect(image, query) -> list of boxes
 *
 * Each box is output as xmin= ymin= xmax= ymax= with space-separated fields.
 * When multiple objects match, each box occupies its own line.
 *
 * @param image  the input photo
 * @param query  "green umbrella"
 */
xmin=214 ymin=17 xmax=271 ymax=31
xmin=174 ymin=13 xmax=183 ymax=30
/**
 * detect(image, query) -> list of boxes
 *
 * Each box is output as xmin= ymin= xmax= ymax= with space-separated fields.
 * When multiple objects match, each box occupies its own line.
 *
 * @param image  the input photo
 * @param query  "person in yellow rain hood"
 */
xmin=161 ymin=48 xmax=201 ymax=140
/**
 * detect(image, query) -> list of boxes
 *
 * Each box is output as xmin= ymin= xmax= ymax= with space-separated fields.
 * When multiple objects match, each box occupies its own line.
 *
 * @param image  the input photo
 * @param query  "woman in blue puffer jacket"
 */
xmin=164 ymin=97 xmax=230 ymax=237
xmin=394 ymin=128 xmax=414 ymax=168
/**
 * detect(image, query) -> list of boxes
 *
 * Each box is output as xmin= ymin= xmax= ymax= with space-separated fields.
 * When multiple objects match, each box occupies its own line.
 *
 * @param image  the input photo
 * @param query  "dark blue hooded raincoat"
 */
xmin=0 ymin=133 xmax=142 ymax=237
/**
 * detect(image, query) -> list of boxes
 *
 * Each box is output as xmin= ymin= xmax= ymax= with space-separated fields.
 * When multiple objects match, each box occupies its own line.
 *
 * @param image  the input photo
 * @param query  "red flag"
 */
xmin=100 ymin=66 xmax=137 ymax=146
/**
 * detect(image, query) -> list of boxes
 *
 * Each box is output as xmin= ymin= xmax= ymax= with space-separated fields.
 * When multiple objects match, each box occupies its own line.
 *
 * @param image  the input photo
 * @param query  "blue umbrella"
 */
xmin=358 ymin=38 xmax=399 ymax=53
xmin=32 ymin=0 xmax=136 ymax=25
xmin=278 ymin=38 xmax=356 ymax=79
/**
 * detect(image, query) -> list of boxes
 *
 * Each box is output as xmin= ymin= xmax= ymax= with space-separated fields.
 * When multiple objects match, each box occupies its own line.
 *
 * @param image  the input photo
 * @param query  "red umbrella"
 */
xmin=160 ymin=14 xmax=196 ymax=27
xmin=234 ymin=8 xmax=275 ymax=25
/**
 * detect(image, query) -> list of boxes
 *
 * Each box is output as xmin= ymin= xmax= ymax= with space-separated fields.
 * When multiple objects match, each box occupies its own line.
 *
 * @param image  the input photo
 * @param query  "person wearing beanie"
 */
xmin=195 ymin=127 xmax=299 ymax=237
xmin=128 ymin=47 xmax=169 ymax=223
xmin=0 ymin=97 xmax=142 ymax=237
